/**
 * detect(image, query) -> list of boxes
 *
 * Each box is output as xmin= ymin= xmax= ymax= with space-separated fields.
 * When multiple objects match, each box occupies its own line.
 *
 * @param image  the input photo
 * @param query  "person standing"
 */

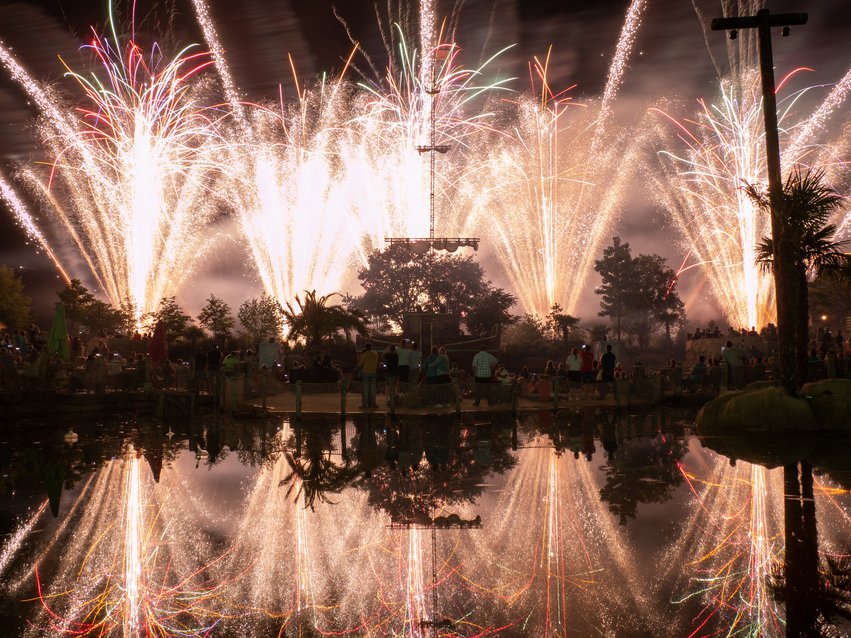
xmin=580 ymin=346 xmax=595 ymax=398
xmin=566 ymin=348 xmax=582 ymax=391
xmin=358 ymin=343 xmax=380 ymax=408
xmin=471 ymin=346 xmax=497 ymax=407
xmin=384 ymin=345 xmax=399 ymax=382
xmin=424 ymin=347 xmax=439 ymax=384
xmin=721 ymin=340 xmax=744 ymax=388
xmin=397 ymin=339 xmax=411 ymax=384
xmin=409 ymin=341 xmax=422 ymax=384
xmin=435 ymin=347 xmax=451 ymax=384
xmin=599 ymin=345 xmax=616 ymax=399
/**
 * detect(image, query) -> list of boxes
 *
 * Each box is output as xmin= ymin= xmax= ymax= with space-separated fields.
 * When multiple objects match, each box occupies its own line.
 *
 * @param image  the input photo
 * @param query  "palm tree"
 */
xmin=548 ymin=304 xmax=580 ymax=350
xmin=745 ymin=168 xmax=847 ymax=389
xmin=281 ymin=290 xmax=367 ymax=349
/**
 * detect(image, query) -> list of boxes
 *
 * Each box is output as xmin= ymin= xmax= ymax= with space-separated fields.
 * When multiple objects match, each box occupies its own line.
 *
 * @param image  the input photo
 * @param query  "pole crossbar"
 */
xmin=710 ymin=12 xmax=807 ymax=31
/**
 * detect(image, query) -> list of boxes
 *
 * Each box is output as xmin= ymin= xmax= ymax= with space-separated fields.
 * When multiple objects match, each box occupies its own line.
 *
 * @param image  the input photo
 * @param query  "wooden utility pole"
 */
xmin=711 ymin=9 xmax=808 ymax=392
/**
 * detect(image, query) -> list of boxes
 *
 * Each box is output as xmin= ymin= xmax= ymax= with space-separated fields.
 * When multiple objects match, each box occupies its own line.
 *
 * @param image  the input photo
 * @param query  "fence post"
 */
xmin=389 ymin=379 xmax=396 ymax=414
xmin=826 ymin=355 xmax=837 ymax=379
xmin=653 ymin=374 xmax=662 ymax=404
xmin=261 ymin=368 xmax=268 ymax=413
xmin=512 ymin=381 xmax=519 ymax=414
xmin=453 ymin=379 xmax=461 ymax=414
xmin=340 ymin=379 xmax=347 ymax=418
xmin=295 ymin=381 xmax=302 ymax=419
xmin=552 ymin=377 xmax=559 ymax=410
xmin=339 ymin=417 xmax=348 ymax=462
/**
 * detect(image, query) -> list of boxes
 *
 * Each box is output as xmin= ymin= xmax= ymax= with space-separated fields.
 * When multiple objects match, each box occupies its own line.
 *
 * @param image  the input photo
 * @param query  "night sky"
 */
xmin=0 ymin=0 xmax=849 ymax=323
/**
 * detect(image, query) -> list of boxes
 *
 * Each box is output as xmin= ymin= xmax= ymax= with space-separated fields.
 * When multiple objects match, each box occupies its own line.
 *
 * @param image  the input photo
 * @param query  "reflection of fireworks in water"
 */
xmin=220 ymin=427 xmax=395 ymax=633
xmin=441 ymin=443 xmax=660 ymax=635
xmin=0 ymin=11 xmax=224 ymax=319
xmin=651 ymin=60 xmax=851 ymax=328
xmin=670 ymin=451 xmax=785 ymax=637
xmin=0 ymin=500 xmax=48 ymax=581
xmin=10 ymin=454 xmax=226 ymax=637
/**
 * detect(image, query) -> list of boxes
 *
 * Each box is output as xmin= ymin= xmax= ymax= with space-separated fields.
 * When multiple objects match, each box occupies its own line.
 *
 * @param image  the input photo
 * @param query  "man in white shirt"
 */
xmin=565 ymin=347 xmax=582 ymax=390
xmin=408 ymin=342 xmax=421 ymax=384
xmin=471 ymin=346 xmax=498 ymax=406
xmin=397 ymin=339 xmax=411 ymax=384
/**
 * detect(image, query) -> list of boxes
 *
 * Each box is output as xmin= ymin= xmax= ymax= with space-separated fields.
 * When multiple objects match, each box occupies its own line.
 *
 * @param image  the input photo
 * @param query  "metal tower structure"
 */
xmin=386 ymin=47 xmax=479 ymax=253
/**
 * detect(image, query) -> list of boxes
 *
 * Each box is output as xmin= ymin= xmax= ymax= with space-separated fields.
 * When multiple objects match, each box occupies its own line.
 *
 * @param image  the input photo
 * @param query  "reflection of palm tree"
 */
xmin=771 ymin=461 xmax=851 ymax=636
xmin=281 ymin=422 xmax=360 ymax=511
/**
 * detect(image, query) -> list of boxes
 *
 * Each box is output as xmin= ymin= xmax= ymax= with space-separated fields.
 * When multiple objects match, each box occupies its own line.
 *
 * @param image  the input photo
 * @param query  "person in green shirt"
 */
xmin=222 ymin=350 xmax=240 ymax=377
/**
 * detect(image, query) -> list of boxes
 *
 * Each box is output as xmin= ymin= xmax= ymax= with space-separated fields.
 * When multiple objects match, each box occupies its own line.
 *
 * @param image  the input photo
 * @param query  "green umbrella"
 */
xmin=47 ymin=301 xmax=70 ymax=361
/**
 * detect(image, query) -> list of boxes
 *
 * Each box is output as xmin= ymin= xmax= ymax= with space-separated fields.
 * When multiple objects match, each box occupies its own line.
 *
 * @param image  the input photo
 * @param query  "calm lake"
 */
xmin=1 ymin=409 xmax=849 ymax=637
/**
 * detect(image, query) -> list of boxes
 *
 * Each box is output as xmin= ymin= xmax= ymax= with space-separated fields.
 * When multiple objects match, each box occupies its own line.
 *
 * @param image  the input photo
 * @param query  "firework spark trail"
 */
xmin=1 ymin=13 xmax=225 ymax=319
xmin=566 ymin=0 xmax=647 ymax=313
xmin=651 ymin=57 xmax=851 ymax=327
xmin=0 ymin=173 xmax=71 ymax=285
xmin=783 ymin=69 xmax=851 ymax=168
xmin=207 ymin=11 xmax=511 ymax=309
xmin=122 ymin=457 xmax=143 ymax=636
xmin=572 ymin=459 xmax=661 ymax=633
xmin=592 ymin=0 xmax=646 ymax=153
xmin=653 ymin=453 xmax=737 ymax=586
xmin=543 ymin=452 xmax=567 ymax=635
xmin=462 ymin=93 xmax=630 ymax=317
xmin=670 ymin=457 xmax=786 ymax=637
xmin=463 ymin=2 xmax=646 ymax=317
xmin=220 ymin=428 xmax=401 ymax=634
xmin=812 ymin=475 xmax=851 ymax=553
xmin=453 ymin=444 xmax=646 ymax=634
xmin=462 ymin=58 xmax=586 ymax=316
xmin=0 ymin=500 xmax=48 ymax=584
xmin=404 ymin=526 xmax=427 ymax=637
xmin=5 ymin=474 xmax=96 ymax=594
xmin=221 ymin=439 xmax=297 ymax=613
xmin=189 ymin=0 xmax=246 ymax=126
xmin=15 ymin=455 xmax=227 ymax=638
xmin=229 ymin=97 xmax=368 ymax=309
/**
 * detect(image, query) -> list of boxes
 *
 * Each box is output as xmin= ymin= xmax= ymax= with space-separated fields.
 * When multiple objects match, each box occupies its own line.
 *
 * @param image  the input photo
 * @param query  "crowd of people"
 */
xmin=352 ymin=340 xmax=631 ymax=409
xmin=689 ymin=323 xmax=780 ymax=340
xmin=5 ymin=317 xmax=851 ymax=406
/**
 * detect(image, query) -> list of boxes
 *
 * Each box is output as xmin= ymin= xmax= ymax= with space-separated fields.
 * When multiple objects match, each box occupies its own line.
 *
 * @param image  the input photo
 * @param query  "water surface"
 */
xmin=1 ymin=409 xmax=849 ymax=636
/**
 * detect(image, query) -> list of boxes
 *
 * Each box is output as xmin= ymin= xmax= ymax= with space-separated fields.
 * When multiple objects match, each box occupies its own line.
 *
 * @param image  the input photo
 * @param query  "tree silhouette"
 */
xmin=280 ymin=421 xmax=360 ymax=511
xmin=746 ymin=168 xmax=846 ymax=390
xmin=598 ymin=428 xmax=688 ymax=525
xmin=281 ymin=289 xmax=366 ymax=349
